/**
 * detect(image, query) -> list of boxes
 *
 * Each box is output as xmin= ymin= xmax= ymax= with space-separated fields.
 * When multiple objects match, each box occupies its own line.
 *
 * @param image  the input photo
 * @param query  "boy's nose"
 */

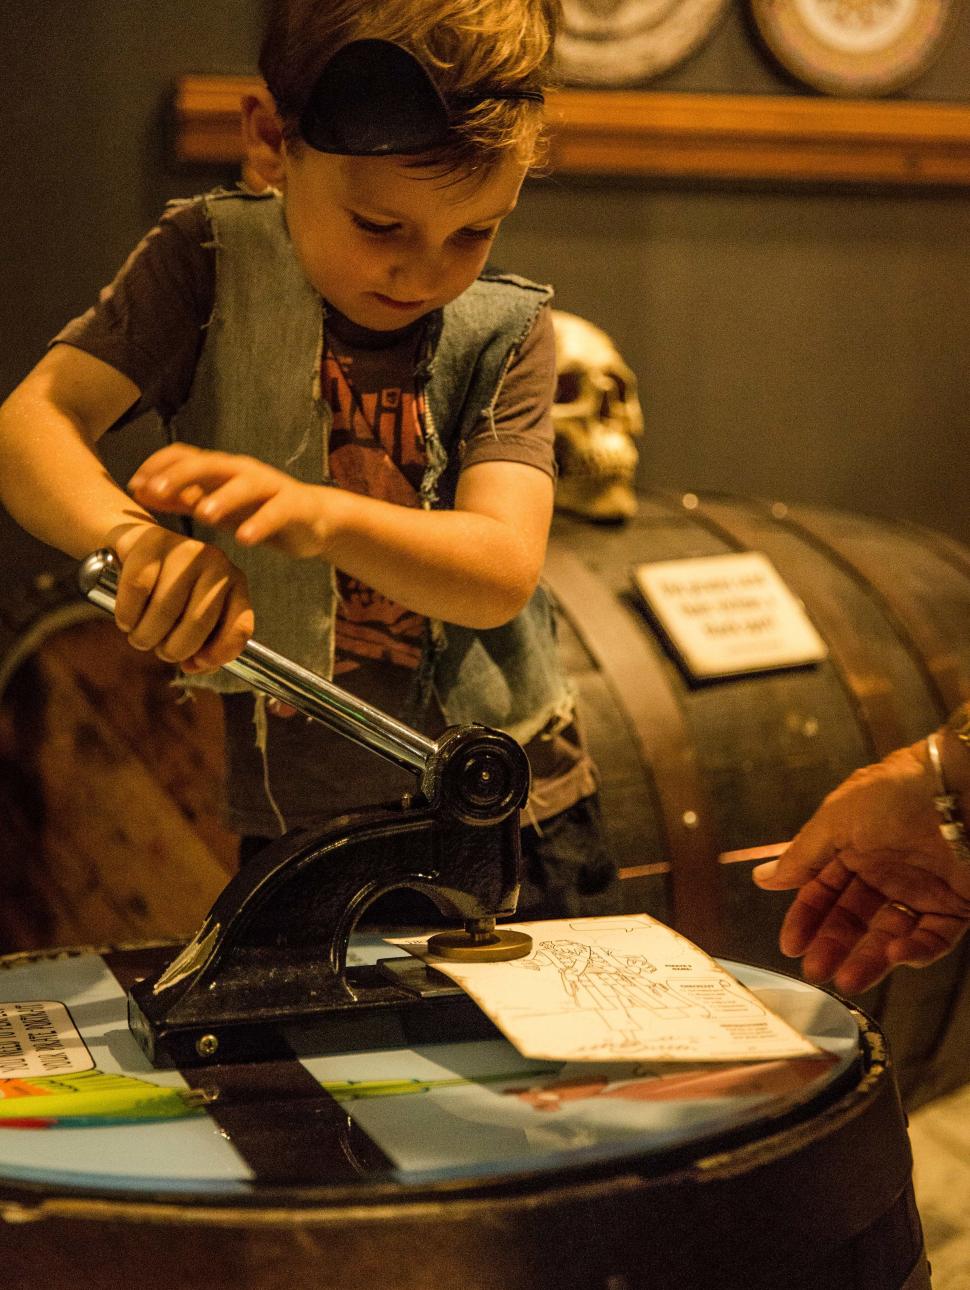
xmin=388 ymin=249 xmax=445 ymax=298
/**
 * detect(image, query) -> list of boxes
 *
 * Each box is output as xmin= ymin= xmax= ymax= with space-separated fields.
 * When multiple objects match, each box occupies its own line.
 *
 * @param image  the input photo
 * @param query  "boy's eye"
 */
xmin=456 ymin=225 xmax=498 ymax=243
xmin=349 ymin=212 xmax=498 ymax=242
xmin=351 ymin=214 xmax=401 ymax=235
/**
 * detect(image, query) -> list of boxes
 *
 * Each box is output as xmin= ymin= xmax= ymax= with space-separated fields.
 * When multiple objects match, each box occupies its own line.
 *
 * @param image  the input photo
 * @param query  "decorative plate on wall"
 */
xmin=750 ymin=0 xmax=960 ymax=96
xmin=554 ymin=0 xmax=732 ymax=86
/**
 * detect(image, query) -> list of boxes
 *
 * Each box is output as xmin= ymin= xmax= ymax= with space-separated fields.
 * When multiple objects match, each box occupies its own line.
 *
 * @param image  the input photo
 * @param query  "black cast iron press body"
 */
xmin=78 ymin=551 xmax=533 ymax=1068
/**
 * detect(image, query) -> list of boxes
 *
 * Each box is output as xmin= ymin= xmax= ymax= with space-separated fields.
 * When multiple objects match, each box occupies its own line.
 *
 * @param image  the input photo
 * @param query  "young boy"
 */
xmin=0 ymin=0 xmax=615 ymax=915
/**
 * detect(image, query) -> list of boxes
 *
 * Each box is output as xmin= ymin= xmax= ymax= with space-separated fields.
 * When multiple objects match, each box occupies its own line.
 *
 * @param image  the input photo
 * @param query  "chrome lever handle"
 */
xmin=77 ymin=549 xmax=436 ymax=776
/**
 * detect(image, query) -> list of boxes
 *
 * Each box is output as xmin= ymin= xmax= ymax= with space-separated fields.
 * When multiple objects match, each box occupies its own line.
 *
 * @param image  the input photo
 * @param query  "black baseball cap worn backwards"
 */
xmin=298 ymin=38 xmax=545 ymax=156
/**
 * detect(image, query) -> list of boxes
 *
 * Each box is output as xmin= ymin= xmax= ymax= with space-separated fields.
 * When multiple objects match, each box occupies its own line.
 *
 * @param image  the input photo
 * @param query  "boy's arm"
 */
xmin=0 ymin=346 xmax=252 ymax=670
xmin=324 ymin=457 xmax=554 ymax=626
xmin=129 ymin=444 xmax=553 ymax=629
xmin=0 ymin=346 xmax=149 ymax=557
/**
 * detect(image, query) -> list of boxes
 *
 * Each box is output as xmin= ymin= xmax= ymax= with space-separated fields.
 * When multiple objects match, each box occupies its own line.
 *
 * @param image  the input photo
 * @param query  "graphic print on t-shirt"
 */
xmin=324 ymin=345 xmax=427 ymax=676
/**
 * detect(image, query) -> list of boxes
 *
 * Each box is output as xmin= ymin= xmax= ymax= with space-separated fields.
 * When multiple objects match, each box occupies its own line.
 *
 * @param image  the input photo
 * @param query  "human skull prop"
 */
xmin=551 ymin=310 xmax=643 ymax=522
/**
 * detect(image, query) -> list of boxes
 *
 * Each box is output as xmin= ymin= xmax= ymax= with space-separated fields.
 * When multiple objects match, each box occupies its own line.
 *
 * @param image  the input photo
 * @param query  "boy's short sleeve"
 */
xmin=459 ymin=303 xmax=556 ymax=479
xmin=51 ymin=202 xmax=215 ymax=426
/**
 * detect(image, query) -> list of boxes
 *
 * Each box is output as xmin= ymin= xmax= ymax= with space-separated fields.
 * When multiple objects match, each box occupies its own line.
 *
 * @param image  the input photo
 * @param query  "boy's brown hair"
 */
xmin=259 ymin=0 xmax=560 ymax=172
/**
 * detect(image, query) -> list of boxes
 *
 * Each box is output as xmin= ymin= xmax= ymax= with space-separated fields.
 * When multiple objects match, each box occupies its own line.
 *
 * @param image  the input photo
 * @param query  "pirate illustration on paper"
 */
xmin=518 ymin=940 xmax=712 ymax=1049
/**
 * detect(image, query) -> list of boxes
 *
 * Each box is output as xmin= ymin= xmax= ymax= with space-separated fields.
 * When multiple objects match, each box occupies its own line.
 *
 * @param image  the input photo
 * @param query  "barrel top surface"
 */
xmin=0 ymin=940 xmax=862 ymax=1201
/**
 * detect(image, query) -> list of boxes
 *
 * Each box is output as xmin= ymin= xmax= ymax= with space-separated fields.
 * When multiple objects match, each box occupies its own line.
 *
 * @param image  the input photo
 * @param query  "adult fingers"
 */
xmin=829 ymin=939 xmax=894 ymax=995
xmin=884 ymin=913 xmax=970 ymax=969
xmin=834 ymin=847 xmax=970 ymax=916
xmin=776 ymin=857 xmax=853 ymax=956
xmin=794 ymin=874 xmax=886 ymax=983
xmin=777 ymin=888 xmax=836 ymax=960
xmin=752 ymin=810 xmax=841 ymax=891
xmin=826 ymin=900 xmax=935 ymax=994
xmin=831 ymin=912 xmax=970 ymax=994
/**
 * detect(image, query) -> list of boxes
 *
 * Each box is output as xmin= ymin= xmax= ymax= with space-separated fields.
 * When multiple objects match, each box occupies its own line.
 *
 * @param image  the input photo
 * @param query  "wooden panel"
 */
xmin=175 ymin=74 xmax=254 ymax=166
xmin=0 ymin=618 xmax=237 ymax=950
xmin=175 ymin=74 xmax=970 ymax=187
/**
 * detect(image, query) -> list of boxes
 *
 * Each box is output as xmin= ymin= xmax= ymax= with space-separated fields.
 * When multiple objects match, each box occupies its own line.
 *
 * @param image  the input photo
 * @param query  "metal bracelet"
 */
xmin=945 ymin=701 xmax=970 ymax=752
xmin=926 ymin=730 xmax=970 ymax=864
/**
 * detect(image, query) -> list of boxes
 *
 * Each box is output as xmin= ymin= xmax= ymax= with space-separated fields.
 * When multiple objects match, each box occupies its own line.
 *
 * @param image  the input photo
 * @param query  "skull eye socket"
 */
xmin=554 ymin=371 xmax=583 ymax=404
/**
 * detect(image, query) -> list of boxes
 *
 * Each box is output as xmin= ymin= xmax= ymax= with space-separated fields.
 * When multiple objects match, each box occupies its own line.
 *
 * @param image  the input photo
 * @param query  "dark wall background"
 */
xmin=2 ymin=0 xmax=969 ymax=599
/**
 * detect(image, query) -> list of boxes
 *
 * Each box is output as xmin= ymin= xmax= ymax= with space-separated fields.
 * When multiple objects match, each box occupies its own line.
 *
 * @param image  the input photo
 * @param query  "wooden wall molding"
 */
xmin=175 ymin=74 xmax=970 ymax=187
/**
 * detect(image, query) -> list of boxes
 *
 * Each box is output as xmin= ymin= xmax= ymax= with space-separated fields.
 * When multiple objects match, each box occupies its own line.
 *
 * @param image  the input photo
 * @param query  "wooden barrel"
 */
xmin=0 ymin=944 xmax=930 ymax=1290
xmin=0 ymin=563 xmax=237 ymax=951
xmin=548 ymin=491 xmax=970 ymax=1109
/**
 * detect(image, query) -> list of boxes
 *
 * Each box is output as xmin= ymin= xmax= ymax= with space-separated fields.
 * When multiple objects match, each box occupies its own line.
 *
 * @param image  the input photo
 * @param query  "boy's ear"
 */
xmin=241 ymin=87 xmax=287 ymax=191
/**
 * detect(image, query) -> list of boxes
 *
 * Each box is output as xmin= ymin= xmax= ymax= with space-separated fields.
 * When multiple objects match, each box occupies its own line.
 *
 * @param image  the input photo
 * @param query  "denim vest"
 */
xmin=169 ymin=189 xmax=573 ymax=745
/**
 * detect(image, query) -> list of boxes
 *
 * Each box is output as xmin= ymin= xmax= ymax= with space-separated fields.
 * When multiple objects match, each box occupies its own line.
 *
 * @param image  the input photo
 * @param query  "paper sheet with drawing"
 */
xmin=389 ymin=915 xmax=820 ymax=1063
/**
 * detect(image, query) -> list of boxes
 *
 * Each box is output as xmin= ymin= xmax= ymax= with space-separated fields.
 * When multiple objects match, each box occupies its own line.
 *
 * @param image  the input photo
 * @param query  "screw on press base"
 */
xmin=426 ymin=918 xmax=533 ymax=963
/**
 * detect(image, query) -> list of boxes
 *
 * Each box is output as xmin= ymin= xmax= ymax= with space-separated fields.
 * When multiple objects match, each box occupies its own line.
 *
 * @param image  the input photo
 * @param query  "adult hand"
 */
xmin=129 ymin=444 xmax=329 ymax=559
xmin=103 ymin=521 xmax=253 ymax=673
xmin=752 ymin=741 xmax=970 ymax=994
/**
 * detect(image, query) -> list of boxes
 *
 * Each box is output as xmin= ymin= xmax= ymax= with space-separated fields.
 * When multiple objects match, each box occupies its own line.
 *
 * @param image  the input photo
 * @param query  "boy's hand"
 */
xmin=103 ymin=521 xmax=254 ymax=673
xmin=129 ymin=445 xmax=328 ymax=559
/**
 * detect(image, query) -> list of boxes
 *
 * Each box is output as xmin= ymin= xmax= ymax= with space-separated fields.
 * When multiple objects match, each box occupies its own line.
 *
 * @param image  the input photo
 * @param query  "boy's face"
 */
xmin=279 ymin=146 xmax=528 ymax=331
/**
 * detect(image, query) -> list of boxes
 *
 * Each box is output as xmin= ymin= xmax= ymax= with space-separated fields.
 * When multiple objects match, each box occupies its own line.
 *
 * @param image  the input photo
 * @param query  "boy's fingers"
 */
xmin=115 ymin=553 xmax=163 ymax=636
xmin=132 ymin=487 xmax=203 ymax=518
xmin=235 ymin=493 xmax=292 ymax=546
xmin=154 ymin=569 xmax=237 ymax=663
xmin=235 ymin=491 xmax=322 ymax=557
xmin=128 ymin=444 xmax=202 ymax=490
xmin=123 ymin=543 xmax=224 ymax=654
xmin=131 ymin=450 xmax=247 ymax=503
xmin=109 ymin=531 xmax=252 ymax=668
xmin=267 ymin=700 xmax=298 ymax=718
xmin=183 ymin=580 xmax=253 ymax=671
xmin=193 ymin=476 xmax=268 ymax=527
xmin=126 ymin=570 xmax=193 ymax=653
xmin=157 ymin=484 xmax=208 ymax=517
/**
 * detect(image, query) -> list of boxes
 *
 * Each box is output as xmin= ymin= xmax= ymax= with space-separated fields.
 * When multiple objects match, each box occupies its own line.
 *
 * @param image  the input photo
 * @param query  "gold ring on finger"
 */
xmin=886 ymin=900 xmax=920 ymax=920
